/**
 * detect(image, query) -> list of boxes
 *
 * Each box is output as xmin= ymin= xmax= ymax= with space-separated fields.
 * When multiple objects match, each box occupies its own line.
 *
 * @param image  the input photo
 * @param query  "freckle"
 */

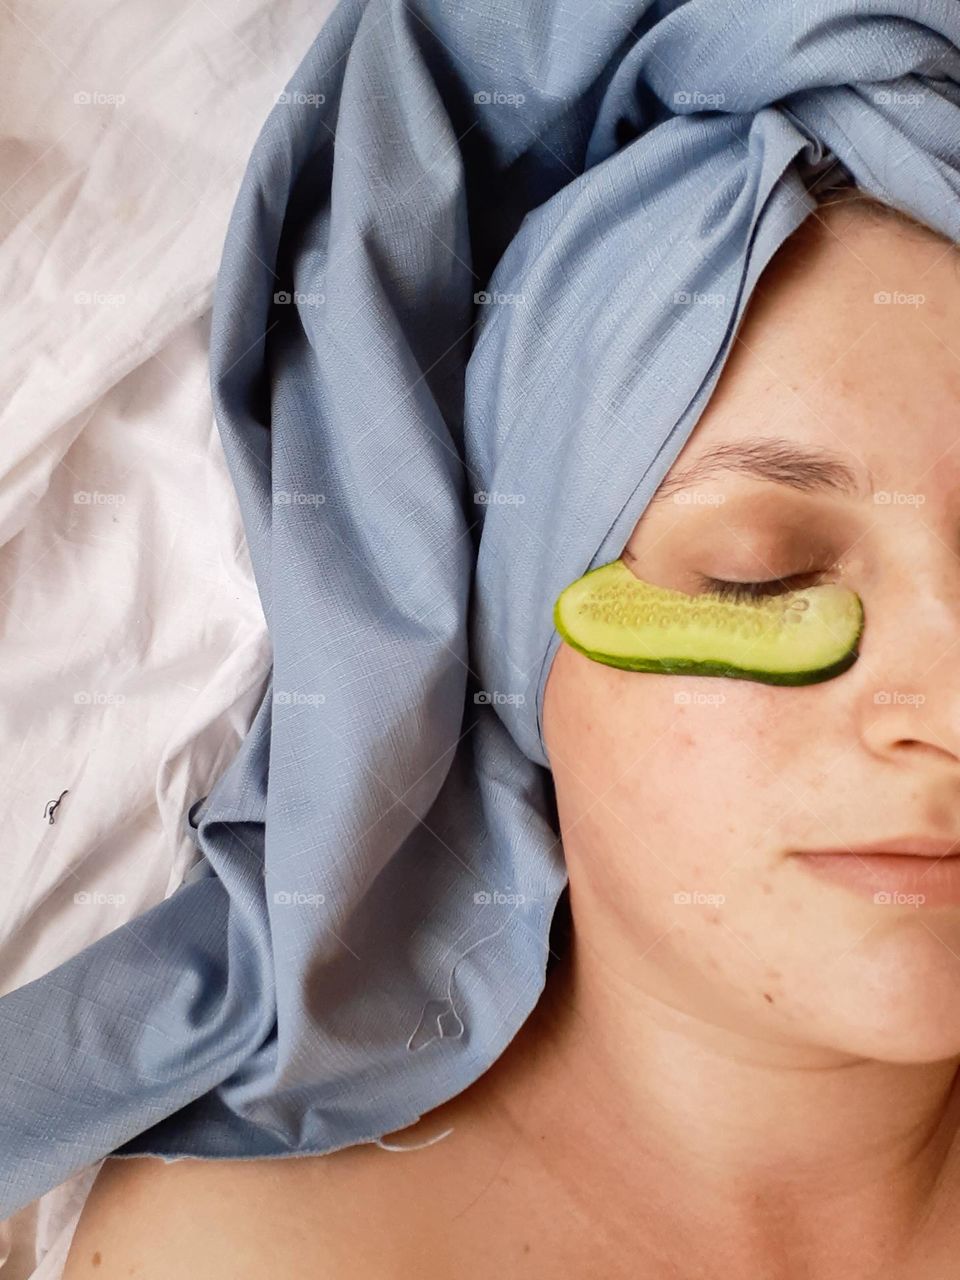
xmin=523 ymin=1242 xmax=531 ymax=1254
xmin=708 ymin=912 xmax=721 ymax=924
xmin=763 ymin=992 xmax=774 ymax=1003
xmin=91 ymin=1252 xmax=102 ymax=1267
xmin=760 ymin=882 xmax=773 ymax=895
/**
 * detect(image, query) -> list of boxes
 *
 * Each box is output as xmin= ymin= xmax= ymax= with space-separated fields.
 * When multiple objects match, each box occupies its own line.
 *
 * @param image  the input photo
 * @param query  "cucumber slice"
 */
xmin=553 ymin=559 xmax=863 ymax=686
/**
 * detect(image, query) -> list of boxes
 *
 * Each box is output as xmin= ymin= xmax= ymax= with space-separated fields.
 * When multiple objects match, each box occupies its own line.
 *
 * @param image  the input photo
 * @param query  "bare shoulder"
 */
xmin=62 ymin=972 xmax=571 ymax=1278
xmin=61 ymin=1086 xmax=518 ymax=1279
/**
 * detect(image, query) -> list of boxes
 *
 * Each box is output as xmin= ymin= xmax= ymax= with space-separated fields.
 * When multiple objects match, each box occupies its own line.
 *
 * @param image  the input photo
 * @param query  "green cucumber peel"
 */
xmin=553 ymin=558 xmax=864 ymax=686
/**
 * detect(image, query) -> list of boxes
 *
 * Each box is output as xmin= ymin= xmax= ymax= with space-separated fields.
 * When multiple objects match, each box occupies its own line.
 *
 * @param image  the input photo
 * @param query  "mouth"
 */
xmin=798 ymin=836 xmax=960 ymax=858
xmin=790 ymin=837 xmax=960 ymax=906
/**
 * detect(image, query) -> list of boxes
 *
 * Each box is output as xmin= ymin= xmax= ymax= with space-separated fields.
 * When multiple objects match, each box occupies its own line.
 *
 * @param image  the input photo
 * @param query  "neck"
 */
xmin=499 ymin=901 xmax=960 ymax=1272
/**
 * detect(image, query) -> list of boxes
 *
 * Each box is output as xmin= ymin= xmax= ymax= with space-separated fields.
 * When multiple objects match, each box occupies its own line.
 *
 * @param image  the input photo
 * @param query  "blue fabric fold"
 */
xmin=2 ymin=0 xmax=959 ymax=1218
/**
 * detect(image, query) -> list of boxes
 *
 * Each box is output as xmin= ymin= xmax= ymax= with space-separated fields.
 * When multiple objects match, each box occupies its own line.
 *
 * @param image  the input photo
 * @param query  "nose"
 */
xmin=857 ymin=550 xmax=960 ymax=768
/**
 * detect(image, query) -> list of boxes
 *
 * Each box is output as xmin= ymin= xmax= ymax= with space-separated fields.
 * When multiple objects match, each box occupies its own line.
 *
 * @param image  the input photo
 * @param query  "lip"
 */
xmin=791 ymin=838 xmax=960 ymax=907
xmin=800 ymin=836 xmax=960 ymax=858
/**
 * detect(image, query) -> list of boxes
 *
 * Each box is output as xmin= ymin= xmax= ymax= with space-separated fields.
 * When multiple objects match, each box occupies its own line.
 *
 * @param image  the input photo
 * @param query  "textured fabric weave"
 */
xmin=1 ymin=0 xmax=959 ymax=1219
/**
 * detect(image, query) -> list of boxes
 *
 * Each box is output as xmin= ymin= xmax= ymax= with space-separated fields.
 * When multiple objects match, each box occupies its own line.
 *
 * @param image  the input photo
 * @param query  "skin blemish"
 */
xmin=763 ymin=992 xmax=775 ymax=1003
xmin=91 ymin=1252 xmax=102 ymax=1267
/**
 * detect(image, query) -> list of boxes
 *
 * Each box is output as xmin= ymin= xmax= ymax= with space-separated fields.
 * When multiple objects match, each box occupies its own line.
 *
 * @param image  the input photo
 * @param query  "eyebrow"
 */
xmin=649 ymin=436 xmax=870 ymax=506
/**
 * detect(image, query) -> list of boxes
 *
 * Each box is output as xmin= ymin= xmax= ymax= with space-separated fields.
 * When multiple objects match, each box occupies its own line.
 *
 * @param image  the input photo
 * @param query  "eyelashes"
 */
xmin=694 ymin=573 xmax=823 ymax=604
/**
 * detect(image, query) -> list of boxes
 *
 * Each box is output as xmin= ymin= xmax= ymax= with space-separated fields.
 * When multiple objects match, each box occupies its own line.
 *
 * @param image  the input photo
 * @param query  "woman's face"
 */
xmin=542 ymin=202 xmax=960 ymax=1064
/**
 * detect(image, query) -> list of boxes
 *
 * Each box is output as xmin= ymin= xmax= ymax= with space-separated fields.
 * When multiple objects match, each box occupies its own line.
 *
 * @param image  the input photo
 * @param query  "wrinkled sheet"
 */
xmin=2 ymin=0 xmax=960 ymax=1236
xmin=0 ymin=0 xmax=332 ymax=1272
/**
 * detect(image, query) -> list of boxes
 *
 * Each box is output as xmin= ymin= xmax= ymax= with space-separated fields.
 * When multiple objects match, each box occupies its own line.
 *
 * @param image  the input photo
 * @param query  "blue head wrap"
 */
xmin=2 ymin=0 xmax=959 ymax=1217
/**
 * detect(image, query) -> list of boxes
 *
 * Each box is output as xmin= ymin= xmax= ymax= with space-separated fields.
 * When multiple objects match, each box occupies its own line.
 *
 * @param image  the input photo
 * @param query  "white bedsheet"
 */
xmin=0 ymin=0 xmax=332 ymax=1272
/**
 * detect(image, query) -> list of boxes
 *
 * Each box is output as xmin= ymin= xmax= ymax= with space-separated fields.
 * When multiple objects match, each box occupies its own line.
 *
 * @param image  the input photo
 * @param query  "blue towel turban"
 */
xmin=2 ymin=0 xmax=959 ymax=1218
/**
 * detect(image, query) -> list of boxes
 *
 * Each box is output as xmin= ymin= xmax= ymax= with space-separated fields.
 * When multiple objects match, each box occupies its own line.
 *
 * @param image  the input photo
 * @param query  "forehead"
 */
xmin=662 ymin=207 xmax=960 ymax=498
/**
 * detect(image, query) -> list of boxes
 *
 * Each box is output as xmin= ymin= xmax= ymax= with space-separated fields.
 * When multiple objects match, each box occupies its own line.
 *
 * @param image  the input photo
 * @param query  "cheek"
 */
xmin=545 ymin=634 xmax=830 ymax=865
xmin=572 ymin=676 xmax=810 ymax=880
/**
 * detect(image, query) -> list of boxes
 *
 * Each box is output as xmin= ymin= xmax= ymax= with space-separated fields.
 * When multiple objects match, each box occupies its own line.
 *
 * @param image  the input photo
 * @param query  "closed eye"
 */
xmin=695 ymin=572 xmax=824 ymax=604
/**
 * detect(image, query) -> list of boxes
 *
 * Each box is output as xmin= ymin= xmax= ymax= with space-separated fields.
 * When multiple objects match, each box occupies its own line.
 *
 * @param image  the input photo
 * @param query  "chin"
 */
xmin=813 ymin=925 xmax=960 ymax=1062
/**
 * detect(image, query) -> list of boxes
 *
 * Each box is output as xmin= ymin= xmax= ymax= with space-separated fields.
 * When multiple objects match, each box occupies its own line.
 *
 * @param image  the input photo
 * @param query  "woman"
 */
xmin=62 ymin=182 xmax=960 ymax=1277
